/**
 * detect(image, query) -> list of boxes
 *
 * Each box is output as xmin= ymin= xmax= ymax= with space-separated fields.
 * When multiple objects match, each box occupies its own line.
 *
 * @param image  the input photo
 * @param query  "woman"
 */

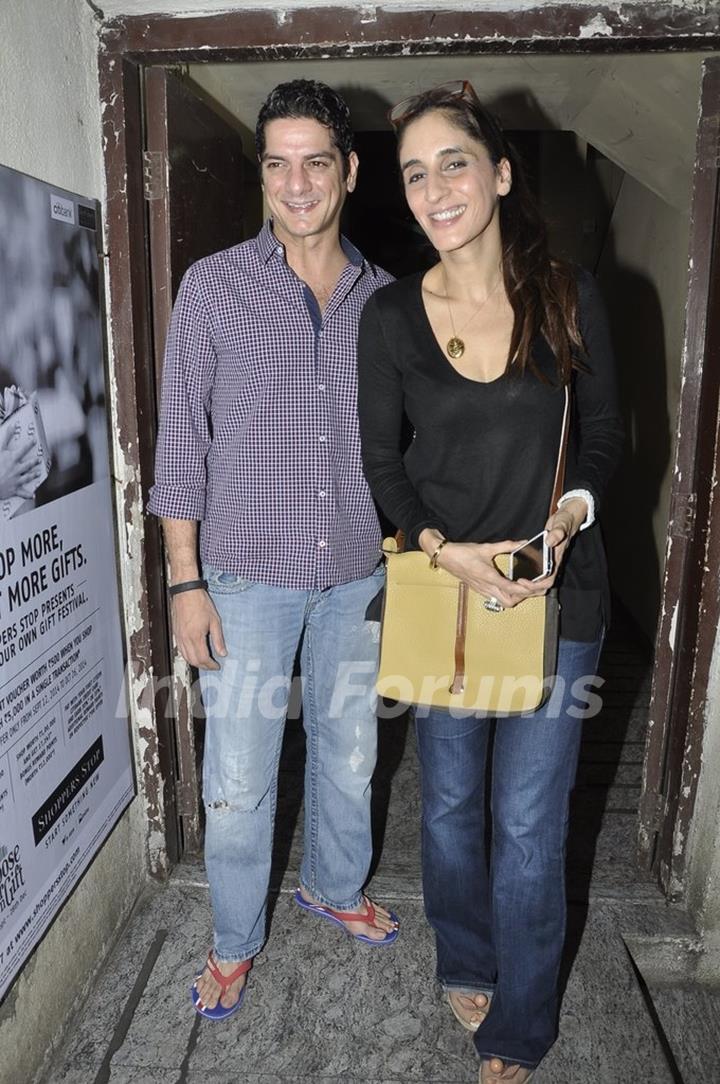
xmin=357 ymin=82 xmax=623 ymax=1083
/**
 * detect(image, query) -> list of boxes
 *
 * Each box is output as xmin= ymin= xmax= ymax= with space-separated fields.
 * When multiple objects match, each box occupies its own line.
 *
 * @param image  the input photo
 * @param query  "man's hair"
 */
xmin=255 ymin=79 xmax=354 ymax=166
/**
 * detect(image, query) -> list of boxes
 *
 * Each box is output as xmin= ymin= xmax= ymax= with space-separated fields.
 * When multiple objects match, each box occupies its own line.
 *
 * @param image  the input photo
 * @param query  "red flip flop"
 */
xmin=191 ymin=953 xmax=252 ymax=1020
xmin=294 ymin=888 xmax=399 ymax=945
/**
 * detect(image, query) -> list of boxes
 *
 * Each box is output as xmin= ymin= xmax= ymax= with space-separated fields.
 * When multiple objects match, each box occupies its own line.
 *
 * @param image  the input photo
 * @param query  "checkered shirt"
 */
xmin=148 ymin=222 xmax=393 ymax=589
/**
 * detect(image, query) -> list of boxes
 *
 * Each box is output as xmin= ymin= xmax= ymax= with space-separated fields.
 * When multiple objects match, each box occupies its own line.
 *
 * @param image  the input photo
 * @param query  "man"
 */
xmin=148 ymin=80 xmax=397 ymax=1020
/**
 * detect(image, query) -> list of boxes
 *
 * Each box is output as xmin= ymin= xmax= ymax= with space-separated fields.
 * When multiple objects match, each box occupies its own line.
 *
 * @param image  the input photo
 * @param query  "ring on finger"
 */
xmin=483 ymin=595 xmax=504 ymax=613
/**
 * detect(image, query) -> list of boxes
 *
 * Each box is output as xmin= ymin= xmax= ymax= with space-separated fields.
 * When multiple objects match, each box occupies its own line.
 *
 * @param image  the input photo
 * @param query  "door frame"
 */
xmin=637 ymin=57 xmax=720 ymax=897
xmin=97 ymin=5 xmax=720 ymax=880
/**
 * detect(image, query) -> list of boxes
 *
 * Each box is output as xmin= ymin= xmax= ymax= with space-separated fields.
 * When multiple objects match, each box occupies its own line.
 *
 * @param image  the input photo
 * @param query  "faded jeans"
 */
xmin=199 ymin=566 xmax=383 ymax=963
xmin=415 ymin=634 xmax=604 ymax=1069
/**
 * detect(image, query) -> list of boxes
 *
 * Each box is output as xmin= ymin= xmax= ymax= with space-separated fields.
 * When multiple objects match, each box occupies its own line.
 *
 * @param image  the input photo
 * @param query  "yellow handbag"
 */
xmin=376 ymin=387 xmax=570 ymax=715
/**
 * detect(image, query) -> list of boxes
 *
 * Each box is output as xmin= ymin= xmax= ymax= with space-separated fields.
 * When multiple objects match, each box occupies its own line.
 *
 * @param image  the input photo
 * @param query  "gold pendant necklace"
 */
xmin=447 ymin=335 xmax=465 ymax=360
xmin=444 ymin=271 xmax=502 ymax=359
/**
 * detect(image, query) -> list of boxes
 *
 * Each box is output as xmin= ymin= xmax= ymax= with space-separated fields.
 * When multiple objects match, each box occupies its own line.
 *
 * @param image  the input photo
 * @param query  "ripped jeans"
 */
xmin=198 ymin=566 xmax=383 ymax=963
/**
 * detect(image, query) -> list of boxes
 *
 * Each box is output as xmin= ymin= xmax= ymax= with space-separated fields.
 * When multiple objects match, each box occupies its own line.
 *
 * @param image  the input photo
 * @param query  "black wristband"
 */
xmin=168 ymin=579 xmax=208 ymax=597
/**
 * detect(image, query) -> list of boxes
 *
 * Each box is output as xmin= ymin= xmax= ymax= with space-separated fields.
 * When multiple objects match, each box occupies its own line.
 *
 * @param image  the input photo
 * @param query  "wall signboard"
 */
xmin=0 ymin=165 xmax=134 ymax=1000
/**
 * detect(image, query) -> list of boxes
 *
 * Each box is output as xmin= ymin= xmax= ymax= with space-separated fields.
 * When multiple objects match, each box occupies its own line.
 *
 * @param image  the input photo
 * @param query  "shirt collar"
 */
xmin=256 ymin=219 xmax=374 ymax=276
xmin=256 ymin=220 xmax=280 ymax=264
xmin=340 ymin=235 xmax=363 ymax=268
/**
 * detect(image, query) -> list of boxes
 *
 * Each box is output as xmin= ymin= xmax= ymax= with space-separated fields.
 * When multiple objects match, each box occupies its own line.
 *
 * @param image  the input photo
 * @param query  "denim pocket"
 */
xmin=204 ymin=567 xmax=255 ymax=594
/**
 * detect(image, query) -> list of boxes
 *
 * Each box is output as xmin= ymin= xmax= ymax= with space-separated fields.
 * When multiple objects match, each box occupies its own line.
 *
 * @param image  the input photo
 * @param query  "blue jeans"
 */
xmin=415 ymin=635 xmax=604 ymax=1069
xmin=199 ymin=567 xmax=383 ymax=963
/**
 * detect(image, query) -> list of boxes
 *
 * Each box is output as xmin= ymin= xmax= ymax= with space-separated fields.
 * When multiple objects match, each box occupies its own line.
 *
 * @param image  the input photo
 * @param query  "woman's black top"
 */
xmin=357 ymin=267 xmax=624 ymax=641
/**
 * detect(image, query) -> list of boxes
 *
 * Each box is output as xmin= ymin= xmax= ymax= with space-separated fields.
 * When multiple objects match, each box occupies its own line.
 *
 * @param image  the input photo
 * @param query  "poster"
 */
xmin=0 ymin=166 xmax=134 ymax=1000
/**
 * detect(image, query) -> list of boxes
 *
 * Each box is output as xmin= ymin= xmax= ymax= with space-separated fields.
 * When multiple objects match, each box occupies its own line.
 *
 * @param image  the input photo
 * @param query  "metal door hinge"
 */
xmin=143 ymin=150 xmax=166 ymax=200
xmin=669 ymin=490 xmax=697 ymax=540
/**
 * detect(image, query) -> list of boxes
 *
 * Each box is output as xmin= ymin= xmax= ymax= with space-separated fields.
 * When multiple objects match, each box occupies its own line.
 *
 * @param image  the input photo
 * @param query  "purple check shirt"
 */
xmin=148 ymin=222 xmax=393 ymax=590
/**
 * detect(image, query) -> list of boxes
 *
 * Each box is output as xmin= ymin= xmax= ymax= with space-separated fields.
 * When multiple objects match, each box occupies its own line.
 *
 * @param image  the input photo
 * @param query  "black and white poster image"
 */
xmin=0 ymin=167 xmax=133 ymax=1003
xmin=0 ymin=168 xmax=106 ymax=521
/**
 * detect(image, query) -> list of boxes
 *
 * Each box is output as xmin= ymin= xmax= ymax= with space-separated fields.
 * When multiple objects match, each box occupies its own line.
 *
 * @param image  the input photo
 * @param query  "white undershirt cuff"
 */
xmin=558 ymin=488 xmax=596 ymax=530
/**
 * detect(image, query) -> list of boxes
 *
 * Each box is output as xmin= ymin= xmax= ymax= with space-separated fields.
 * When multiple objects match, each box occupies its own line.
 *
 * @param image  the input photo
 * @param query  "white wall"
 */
xmin=0 ymin=4 xmax=148 ymax=1082
xmin=597 ymin=175 xmax=690 ymax=640
xmin=687 ymin=625 xmax=720 ymax=976
xmin=0 ymin=0 xmax=105 ymax=201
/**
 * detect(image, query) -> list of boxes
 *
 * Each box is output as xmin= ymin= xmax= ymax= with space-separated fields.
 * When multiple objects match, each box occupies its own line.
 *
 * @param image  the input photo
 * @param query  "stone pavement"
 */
xmin=45 ymin=621 xmax=717 ymax=1083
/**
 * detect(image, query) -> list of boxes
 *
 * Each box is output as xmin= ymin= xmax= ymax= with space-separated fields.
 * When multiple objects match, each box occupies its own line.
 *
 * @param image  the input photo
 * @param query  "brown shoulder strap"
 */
xmin=549 ymin=384 xmax=571 ymax=517
xmin=450 ymin=583 xmax=468 ymax=695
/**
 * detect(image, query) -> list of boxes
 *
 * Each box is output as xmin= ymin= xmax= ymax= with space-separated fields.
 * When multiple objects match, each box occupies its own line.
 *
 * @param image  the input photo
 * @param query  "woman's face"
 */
xmin=398 ymin=109 xmax=511 ymax=255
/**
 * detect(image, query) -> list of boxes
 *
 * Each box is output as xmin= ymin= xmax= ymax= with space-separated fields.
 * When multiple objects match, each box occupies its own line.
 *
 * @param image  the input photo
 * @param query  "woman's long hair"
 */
xmin=394 ymin=91 xmax=583 ymax=383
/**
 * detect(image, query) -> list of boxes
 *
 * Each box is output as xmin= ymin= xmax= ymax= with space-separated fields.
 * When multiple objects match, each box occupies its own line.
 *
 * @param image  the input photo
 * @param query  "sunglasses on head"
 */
xmin=388 ymin=79 xmax=481 ymax=128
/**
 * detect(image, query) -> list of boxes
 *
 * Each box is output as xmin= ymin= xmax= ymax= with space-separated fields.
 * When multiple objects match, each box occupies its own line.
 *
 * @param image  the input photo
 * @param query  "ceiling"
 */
xmin=188 ymin=52 xmax=709 ymax=210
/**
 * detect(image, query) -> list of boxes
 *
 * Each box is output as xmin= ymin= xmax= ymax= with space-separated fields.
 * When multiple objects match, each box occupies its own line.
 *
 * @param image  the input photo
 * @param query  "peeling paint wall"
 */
xmin=109 ymin=435 xmax=169 ymax=878
xmin=0 ymin=4 xmax=149 ymax=1082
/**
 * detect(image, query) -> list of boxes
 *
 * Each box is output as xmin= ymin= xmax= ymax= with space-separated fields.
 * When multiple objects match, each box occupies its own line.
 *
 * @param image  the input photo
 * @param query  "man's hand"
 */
xmin=0 ymin=429 xmax=42 ymax=500
xmin=172 ymin=589 xmax=227 ymax=670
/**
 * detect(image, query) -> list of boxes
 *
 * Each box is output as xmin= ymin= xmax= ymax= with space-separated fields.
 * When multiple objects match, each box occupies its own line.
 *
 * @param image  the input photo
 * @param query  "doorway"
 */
xmin=97 ymin=13 xmax=720 ymax=900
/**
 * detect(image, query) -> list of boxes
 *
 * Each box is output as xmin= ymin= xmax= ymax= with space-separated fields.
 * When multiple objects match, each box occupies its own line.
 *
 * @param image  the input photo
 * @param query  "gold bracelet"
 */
xmin=429 ymin=537 xmax=448 ymax=569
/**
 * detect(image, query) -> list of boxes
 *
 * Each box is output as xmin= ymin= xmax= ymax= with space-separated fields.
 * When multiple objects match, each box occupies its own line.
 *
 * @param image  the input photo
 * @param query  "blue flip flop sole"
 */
xmin=293 ymin=888 xmax=399 ymax=945
xmin=191 ymin=976 xmax=246 ymax=1020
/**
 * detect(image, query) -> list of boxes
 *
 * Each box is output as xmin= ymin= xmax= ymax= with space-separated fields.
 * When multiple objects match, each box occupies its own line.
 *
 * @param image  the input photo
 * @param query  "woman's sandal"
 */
xmin=293 ymin=888 xmax=399 ymax=945
xmin=191 ymin=953 xmax=252 ymax=1020
xmin=446 ymin=990 xmax=491 ymax=1032
xmin=480 ymin=1058 xmax=535 ymax=1083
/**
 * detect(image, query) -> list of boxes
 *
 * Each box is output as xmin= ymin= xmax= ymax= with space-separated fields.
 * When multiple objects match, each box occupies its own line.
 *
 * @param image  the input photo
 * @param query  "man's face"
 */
xmin=259 ymin=117 xmax=358 ymax=246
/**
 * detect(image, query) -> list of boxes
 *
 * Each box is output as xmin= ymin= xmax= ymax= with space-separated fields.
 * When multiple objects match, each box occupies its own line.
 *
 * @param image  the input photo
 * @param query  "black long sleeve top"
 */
xmin=357 ymin=267 xmax=624 ymax=641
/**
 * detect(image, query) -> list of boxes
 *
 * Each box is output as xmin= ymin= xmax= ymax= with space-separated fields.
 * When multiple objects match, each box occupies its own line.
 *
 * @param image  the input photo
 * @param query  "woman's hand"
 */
xmin=508 ymin=497 xmax=588 ymax=594
xmin=441 ymin=541 xmax=551 ymax=608
xmin=419 ymin=529 xmax=544 ymax=609
xmin=543 ymin=496 xmax=588 ymax=573
xmin=418 ymin=500 xmax=587 ymax=608
xmin=503 ymin=496 xmax=588 ymax=593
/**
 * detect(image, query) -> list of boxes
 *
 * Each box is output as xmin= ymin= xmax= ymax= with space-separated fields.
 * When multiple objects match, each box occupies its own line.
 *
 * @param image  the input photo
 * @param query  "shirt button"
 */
xmin=319 ymin=435 xmax=327 ymax=443
xmin=318 ymin=383 xmax=326 ymax=392
xmin=319 ymin=490 xmax=326 ymax=498
xmin=318 ymin=540 xmax=327 ymax=548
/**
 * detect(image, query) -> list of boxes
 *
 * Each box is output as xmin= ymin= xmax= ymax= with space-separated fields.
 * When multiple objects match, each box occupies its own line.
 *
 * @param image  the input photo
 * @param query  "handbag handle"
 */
xmin=450 ymin=382 xmax=571 ymax=694
xmin=548 ymin=383 xmax=571 ymax=517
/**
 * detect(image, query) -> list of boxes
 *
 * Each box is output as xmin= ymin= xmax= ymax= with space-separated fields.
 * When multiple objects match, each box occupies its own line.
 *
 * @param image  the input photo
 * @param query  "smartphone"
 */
xmin=508 ymin=530 xmax=553 ymax=582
